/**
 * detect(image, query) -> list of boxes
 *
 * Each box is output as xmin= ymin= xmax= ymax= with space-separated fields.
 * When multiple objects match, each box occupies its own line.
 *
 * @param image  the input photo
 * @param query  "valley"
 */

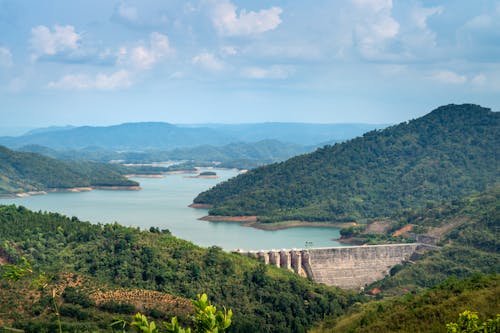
xmin=2 ymin=1 xmax=499 ymax=331
xmin=0 ymin=104 xmax=498 ymax=333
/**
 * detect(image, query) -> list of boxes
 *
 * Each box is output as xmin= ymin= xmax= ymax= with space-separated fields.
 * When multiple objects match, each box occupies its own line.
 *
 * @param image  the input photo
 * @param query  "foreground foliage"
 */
xmin=0 ymin=205 xmax=360 ymax=332
xmin=115 ymin=294 xmax=231 ymax=333
xmin=447 ymin=310 xmax=499 ymax=333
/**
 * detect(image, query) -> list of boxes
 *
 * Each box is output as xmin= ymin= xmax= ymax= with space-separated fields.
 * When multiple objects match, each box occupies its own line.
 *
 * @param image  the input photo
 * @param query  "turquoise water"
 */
xmin=0 ymin=169 xmax=343 ymax=251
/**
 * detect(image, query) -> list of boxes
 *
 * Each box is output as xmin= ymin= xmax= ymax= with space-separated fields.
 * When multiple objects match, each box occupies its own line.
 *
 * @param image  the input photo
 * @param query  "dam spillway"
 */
xmin=239 ymin=243 xmax=435 ymax=289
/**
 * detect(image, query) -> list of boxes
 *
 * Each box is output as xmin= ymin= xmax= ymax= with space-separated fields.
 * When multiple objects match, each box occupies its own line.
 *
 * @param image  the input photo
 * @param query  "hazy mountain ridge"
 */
xmin=194 ymin=104 xmax=499 ymax=222
xmin=0 ymin=122 xmax=386 ymax=151
xmin=17 ymin=139 xmax=309 ymax=168
xmin=182 ymin=122 xmax=388 ymax=145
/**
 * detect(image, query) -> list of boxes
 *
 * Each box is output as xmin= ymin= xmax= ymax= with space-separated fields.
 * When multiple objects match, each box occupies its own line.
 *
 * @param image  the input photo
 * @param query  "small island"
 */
xmin=184 ymin=171 xmax=219 ymax=179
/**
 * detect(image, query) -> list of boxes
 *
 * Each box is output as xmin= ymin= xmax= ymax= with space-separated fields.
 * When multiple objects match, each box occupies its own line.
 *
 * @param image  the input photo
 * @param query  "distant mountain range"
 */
xmin=181 ymin=123 xmax=387 ymax=145
xmin=0 ymin=122 xmax=386 ymax=150
xmin=17 ymin=139 xmax=310 ymax=168
xmin=194 ymin=104 xmax=499 ymax=222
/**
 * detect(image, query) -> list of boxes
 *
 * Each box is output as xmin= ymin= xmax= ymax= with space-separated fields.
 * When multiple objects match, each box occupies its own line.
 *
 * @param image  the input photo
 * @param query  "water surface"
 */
xmin=0 ymin=169 xmax=344 ymax=251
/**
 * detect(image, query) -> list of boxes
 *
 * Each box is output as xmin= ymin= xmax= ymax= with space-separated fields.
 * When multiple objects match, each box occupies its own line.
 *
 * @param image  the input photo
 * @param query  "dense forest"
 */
xmin=194 ymin=104 xmax=499 ymax=222
xmin=311 ymin=186 xmax=500 ymax=332
xmin=0 ymin=146 xmax=137 ymax=195
xmin=359 ymin=187 xmax=498 ymax=294
xmin=0 ymin=205 xmax=360 ymax=332
xmin=312 ymin=274 xmax=499 ymax=333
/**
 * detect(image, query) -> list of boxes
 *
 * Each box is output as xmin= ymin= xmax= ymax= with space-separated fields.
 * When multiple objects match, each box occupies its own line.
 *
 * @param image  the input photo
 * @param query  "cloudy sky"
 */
xmin=0 ymin=0 xmax=499 ymax=130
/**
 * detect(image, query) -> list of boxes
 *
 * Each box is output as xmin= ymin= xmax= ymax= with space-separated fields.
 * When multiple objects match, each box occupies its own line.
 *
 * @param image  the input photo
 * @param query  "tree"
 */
xmin=446 ymin=311 xmax=500 ymax=333
xmin=127 ymin=293 xmax=232 ymax=333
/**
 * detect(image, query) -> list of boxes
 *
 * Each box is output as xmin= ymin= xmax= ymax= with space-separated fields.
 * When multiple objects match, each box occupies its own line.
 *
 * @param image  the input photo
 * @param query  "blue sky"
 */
xmin=0 ymin=0 xmax=499 ymax=129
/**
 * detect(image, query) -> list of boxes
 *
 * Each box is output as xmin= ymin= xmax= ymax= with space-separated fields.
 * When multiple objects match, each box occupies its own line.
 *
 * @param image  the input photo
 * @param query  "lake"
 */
xmin=0 ymin=169 xmax=344 ymax=251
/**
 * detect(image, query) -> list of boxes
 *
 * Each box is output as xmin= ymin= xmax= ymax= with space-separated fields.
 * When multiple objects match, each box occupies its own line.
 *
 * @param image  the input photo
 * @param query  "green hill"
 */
xmin=0 ymin=205 xmax=360 ymax=332
xmin=311 ymin=186 xmax=500 ymax=332
xmin=0 ymin=145 xmax=137 ymax=195
xmin=365 ymin=186 xmax=500 ymax=295
xmin=311 ymin=274 xmax=499 ymax=333
xmin=194 ymin=104 xmax=499 ymax=222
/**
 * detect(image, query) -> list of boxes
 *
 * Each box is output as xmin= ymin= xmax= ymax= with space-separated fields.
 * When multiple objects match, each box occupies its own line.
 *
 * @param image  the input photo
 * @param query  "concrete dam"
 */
xmin=239 ymin=243 xmax=433 ymax=289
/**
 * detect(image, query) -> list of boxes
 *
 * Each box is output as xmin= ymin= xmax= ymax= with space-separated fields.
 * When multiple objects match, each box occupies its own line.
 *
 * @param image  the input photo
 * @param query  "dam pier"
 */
xmin=238 ymin=243 xmax=437 ymax=289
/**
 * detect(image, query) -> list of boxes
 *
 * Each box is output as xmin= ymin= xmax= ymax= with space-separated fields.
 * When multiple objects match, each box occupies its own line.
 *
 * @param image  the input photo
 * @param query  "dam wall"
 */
xmin=240 ymin=243 xmax=432 ymax=289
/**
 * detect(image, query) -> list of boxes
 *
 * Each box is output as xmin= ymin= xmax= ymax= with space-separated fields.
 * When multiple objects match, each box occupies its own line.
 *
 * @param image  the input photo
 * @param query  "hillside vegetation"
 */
xmin=0 ymin=145 xmax=137 ymax=195
xmin=19 ymin=139 xmax=310 ymax=170
xmin=0 ymin=205 xmax=361 ymax=332
xmin=311 ymin=187 xmax=499 ymax=332
xmin=364 ymin=186 xmax=499 ymax=296
xmin=194 ymin=104 xmax=499 ymax=222
xmin=312 ymin=274 xmax=499 ymax=333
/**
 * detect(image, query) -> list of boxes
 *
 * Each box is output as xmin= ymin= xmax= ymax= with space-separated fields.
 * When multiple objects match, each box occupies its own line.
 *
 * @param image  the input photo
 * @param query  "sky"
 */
xmin=0 ymin=0 xmax=499 ymax=131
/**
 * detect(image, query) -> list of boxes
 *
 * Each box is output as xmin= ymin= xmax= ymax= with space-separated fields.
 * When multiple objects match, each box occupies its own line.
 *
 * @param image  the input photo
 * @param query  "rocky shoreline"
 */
xmin=197 ymin=214 xmax=355 ymax=231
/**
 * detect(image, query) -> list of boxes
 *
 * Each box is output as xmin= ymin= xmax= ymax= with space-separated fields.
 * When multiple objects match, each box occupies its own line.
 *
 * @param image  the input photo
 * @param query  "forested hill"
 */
xmin=0 ymin=205 xmax=360 ymax=332
xmin=194 ymin=104 xmax=499 ymax=222
xmin=313 ymin=187 xmax=500 ymax=332
xmin=0 ymin=145 xmax=137 ymax=195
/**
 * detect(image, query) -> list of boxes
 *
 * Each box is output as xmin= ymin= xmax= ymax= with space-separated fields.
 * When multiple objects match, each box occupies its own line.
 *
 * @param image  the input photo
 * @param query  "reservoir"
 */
xmin=0 ymin=169 xmax=343 ymax=251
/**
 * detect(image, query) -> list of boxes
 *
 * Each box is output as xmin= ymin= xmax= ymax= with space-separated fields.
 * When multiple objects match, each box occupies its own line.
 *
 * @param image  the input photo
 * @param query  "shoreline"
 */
xmin=1 ymin=185 xmax=141 ymax=199
xmin=198 ymin=215 xmax=356 ymax=231
xmin=188 ymin=203 xmax=214 ymax=209
xmin=125 ymin=174 xmax=165 ymax=179
xmin=183 ymin=175 xmax=220 ymax=179
xmin=165 ymin=170 xmax=197 ymax=175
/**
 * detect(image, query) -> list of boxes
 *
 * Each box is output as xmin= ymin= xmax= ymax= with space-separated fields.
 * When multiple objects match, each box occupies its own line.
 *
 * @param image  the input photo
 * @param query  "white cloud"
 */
xmin=30 ymin=25 xmax=80 ymax=56
xmin=471 ymin=73 xmax=486 ymax=85
xmin=431 ymin=70 xmax=467 ymax=85
xmin=118 ymin=32 xmax=174 ymax=69
xmin=411 ymin=6 xmax=443 ymax=30
xmin=117 ymin=3 xmax=138 ymax=22
xmin=192 ymin=52 xmax=224 ymax=72
xmin=48 ymin=70 xmax=132 ymax=90
xmin=210 ymin=1 xmax=282 ymax=36
xmin=352 ymin=0 xmax=399 ymax=59
xmin=241 ymin=65 xmax=294 ymax=79
xmin=0 ymin=47 xmax=13 ymax=67
xmin=221 ymin=45 xmax=237 ymax=56
xmin=352 ymin=0 xmax=392 ymax=12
